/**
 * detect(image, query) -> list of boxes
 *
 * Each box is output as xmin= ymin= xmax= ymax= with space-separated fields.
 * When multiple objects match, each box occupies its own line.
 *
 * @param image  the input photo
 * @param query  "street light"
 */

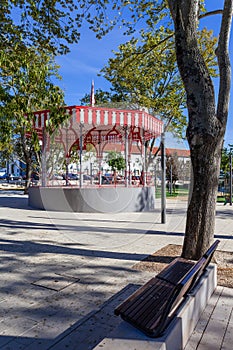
xmin=228 ymin=144 xmax=233 ymax=206
xmin=161 ymin=133 xmax=166 ymax=223
xmin=170 ymin=163 xmax=173 ymax=195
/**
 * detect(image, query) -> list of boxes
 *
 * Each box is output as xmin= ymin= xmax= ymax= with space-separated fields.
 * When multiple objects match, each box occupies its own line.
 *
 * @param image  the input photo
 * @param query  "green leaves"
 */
xmin=101 ymin=27 xmax=185 ymax=137
xmin=0 ymin=45 xmax=64 ymax=124
xmin=105 ymin=151 xmax=126 ymax=171
xmin=80 ymin=88 xmax=122 ymax=107
xmin=1 ymin=1 xmax=169 ymax=55
xmin=0 ymin=44 xmax=65 ymax=184
xmin=101 ymin=22 xmax=218 ymax=139
xmin=221 ymin=147 xmax=232 ymax=174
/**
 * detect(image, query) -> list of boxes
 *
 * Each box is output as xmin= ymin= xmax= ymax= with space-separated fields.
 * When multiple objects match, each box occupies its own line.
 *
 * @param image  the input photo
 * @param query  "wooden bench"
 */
xmin=114 ymin=240 xmax=220 ymax=338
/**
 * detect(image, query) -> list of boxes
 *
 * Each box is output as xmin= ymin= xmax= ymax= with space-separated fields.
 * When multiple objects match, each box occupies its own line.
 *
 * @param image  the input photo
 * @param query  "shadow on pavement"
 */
xmin=0 ymin=192 xmax=30 ymax=210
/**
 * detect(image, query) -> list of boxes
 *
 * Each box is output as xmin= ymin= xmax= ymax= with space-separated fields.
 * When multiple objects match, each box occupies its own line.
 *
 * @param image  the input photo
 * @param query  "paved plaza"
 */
xmin=0 ymin=190 xmax=232 ymax=349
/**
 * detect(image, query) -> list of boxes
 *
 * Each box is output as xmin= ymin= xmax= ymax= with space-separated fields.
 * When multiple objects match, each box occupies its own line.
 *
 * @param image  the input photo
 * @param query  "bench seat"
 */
xmin=115 ymin=240 xmax=220 ymax=337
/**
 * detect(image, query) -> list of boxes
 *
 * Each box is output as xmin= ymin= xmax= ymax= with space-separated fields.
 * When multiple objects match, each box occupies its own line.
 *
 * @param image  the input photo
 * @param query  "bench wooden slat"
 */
xmin=125 ymin=280 xmax=175 ymax=325
xmin=115 ymin=277 xmax=157 ymax=315
xmin=115 ymin=261 xmax=195 ymax=318
xmin=115 ymin=277 xmax=174 ymax=312
xmin=157 ymin=258 xmax=195 ymax=285
xmin=114 ymin=240 xmax=220 ymax=338
xmin=135 ymin=283 xmax=175 ymax=329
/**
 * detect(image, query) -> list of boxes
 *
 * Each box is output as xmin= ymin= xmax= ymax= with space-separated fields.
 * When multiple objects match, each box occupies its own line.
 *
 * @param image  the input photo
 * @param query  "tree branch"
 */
xmin=133 ymin=9 xmax=224 ymax=57
xmin=199 ymin=9 xmax=223 ymax=19
xmin=216 ymin=0 xmax=232 ymax=125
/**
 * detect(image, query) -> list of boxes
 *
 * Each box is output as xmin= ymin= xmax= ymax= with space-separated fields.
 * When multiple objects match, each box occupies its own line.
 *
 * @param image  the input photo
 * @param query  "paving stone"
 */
xmin=0 ymin=193 xmax=233 ymax=349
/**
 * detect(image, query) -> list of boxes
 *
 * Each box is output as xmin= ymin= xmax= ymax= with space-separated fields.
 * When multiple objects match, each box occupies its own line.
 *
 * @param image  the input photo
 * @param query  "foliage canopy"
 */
xmin=105 ymin=151 xmax=126 ymax=171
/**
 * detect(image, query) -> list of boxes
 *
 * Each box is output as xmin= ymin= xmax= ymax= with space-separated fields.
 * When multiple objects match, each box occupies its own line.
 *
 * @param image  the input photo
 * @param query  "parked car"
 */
xmin=83 ymin=174 xmax=92 ymax=181
xmin=131 ymin=175 xmax=140 ymax=185
xmin=8 ymin=174 xmax=22 ymax=181
xmin=94 ymin=175 xmax=112 ymax=184
xmin=116 ymin=175 xmax=125 ymax=184
xmin=63 ymin=173 xmax=79 ymax=180
xmin=51 ymin=174 xmax=63 ymax=180
xmin=102 ymin=175 xmax=112 ymax=184
xmin=31 ymin=173 xmax=40 ymax=181
xmin=0 ymin=173 xmax=7 ymax=180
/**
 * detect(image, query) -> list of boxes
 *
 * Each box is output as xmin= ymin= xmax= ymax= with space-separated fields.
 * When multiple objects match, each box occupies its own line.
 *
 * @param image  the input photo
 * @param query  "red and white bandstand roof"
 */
xmin=32 ymin=105 xmax=163 ymax=156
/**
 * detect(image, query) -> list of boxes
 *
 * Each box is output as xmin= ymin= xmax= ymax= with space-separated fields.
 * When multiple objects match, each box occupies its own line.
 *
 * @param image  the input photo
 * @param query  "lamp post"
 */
xmin=79 ymin=123 xmax=83 ymax=188
xmin=170 ymin=163 xmax=173 ymax=195
xmin=161 ymin=133 xmax=166 ymax=223
xmin=229 ymin=144 xmax=233 ymax=206
xmin=41 ymin=129 xmax=47 ymax=187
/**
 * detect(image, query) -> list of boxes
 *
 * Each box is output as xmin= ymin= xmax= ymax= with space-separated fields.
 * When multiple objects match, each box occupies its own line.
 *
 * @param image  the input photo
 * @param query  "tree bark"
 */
xmin=167 ymin=0 xmax=232 ymax=259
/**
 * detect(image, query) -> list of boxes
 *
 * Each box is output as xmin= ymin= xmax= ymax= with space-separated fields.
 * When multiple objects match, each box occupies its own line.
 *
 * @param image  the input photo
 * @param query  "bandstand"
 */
xmin=28 ymin=105 xmax=163 ymax=212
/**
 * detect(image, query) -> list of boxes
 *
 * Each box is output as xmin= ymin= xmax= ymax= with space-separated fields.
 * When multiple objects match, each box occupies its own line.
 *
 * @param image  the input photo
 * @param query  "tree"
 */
xmin=105 ymin=151 xmax=126 ymax=172
xmin=220 ymin=147 xmax=231 ymax=174
xmin=167 ymin=0 xmax=232 ymax=259
xmin=101 ymin=24 xmax=218 ymax=173
xmin=80 ymin=89 xmax=122 ymax=107
xmin=1 ymin=0 xmax=150 ymax=55
xmin=1 ymin=1 xmax=80 ymax=55
xmin=166 ymin=154 xmax=179 ymax=193
xmin=2 ymin=1 xmax=232 ymax=258
xmin=101 ymin=27 xmax=217 ymax=139
xmin=0 ymin=46 xmax=64 ymax=190
xmin=84 ymin=0 xmax=231 ymax=259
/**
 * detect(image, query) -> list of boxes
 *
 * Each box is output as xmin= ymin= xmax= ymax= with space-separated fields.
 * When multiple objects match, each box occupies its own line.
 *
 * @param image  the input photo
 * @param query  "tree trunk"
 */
xmin=184 ymin=137 xmax=223 ymax=259
xmin=24 ymin=160 xmax=32 ymax=194
xmin=168 ymin=0 xmax=232 ymax=259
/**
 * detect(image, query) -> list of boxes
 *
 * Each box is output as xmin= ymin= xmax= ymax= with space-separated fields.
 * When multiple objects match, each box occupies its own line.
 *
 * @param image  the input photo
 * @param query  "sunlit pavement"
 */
xmin=0 ymin=191 xmax=232 ymax=349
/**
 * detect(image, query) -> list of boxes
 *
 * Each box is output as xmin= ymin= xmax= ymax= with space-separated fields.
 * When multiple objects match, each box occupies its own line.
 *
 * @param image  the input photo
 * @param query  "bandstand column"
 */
xmin=128 ymin=130 xmax=133 ymax=186
xmin=65 ymin=157 xmax=70 ymax=186
xmin=79 ymin=123 xmax=83 ymax=188
xmin=64 ymin=122 xmax=70 ymax=186
xmin=98 ymin=131 xmax=102 ymax=186
xmin=124 ymin=127 xmax=129 ymax=187
xmin=41 ymin=128 xmax=47 ymax=187
xmin=98 ymin=156 xmax=102 ymax=185
xmin=141 ymin=131 xmax=146 ymax=187
xmin=161 ymin=132 xmax=166 ymax=223
xmin=128 ymin=157 xmax=131 ymax=186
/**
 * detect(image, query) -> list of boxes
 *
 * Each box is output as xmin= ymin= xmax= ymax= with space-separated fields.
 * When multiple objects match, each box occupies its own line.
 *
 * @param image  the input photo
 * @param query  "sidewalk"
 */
xmin=185 ymin=285 xmax=233 ymax=350
xmin=0 ymin=190 xmax=232 ymax=349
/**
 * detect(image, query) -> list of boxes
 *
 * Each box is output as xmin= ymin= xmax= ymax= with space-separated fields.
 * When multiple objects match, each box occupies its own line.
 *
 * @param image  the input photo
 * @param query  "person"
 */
xmin=139 ymin=170 xmax=144 ymax=185
xmin=224 ymin=195 xmax=230 ymax=205
xmin=7 ymin=174 xmax=13 ymax=182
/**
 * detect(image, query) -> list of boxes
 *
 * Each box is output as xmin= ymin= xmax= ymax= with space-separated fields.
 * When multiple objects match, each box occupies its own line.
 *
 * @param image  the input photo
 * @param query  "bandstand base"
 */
xmin=28 ymin=186 xmax=155 ymax=213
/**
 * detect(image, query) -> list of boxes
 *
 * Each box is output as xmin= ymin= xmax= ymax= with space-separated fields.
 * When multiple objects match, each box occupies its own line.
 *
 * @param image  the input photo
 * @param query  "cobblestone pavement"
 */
xmin=0 ymin=191 xmax=232 ymax=349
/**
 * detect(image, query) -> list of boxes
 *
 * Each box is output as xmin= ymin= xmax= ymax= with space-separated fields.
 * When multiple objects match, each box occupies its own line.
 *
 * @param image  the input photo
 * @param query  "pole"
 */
xmin=41 ymin=128 xmax=47 ymax=187
xmin=141 ymin=130 xmax=146 ymax=187
xmin=228 ymin=144 xmax=233 ymax=206
xmin=79 ymin=123 xmax=83 ymax=188
xmin=65 ymin=158 xmax=69 ymax=186
xmin=230 ymin=152 xmax=232 ymax=206
xmin=98 ymin=131 xmax=102 ymax=186
xmin=90 ymin=162 xmax=93 ymax=185
xmin=170 ymin=164 xmax=172 ymax=195
xmin=65 ymin=124 xmax=69 ymax=186
xmin=161 ymin=132 xmax=166 ymax=223
xmin=124 ymin=127 xmax=129 ymax=187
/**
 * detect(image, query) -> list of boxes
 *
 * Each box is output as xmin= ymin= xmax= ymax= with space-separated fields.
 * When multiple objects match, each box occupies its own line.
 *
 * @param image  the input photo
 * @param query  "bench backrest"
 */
xmin=181 ymin=239 xmax=220 ymax=290
xmin=114 ymin=240 xmax=220 ymax=338
xmin=172 ymin=240 xmax=220 ymax=306
xmin=153 ymin=240 xmax=220 ymax=336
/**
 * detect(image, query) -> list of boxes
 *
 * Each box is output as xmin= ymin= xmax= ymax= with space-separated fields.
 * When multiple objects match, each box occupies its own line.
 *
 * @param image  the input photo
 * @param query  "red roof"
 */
xmin=104 ymin=144 xmax=190 ymax=157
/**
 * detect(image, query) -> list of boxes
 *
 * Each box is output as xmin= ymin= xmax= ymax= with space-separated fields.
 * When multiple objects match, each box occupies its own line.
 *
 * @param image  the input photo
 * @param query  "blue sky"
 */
xmin=55 ymin=0 xmax=233 ymax=147
xmin=55 ymin=24 xmax=127 ymax=105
